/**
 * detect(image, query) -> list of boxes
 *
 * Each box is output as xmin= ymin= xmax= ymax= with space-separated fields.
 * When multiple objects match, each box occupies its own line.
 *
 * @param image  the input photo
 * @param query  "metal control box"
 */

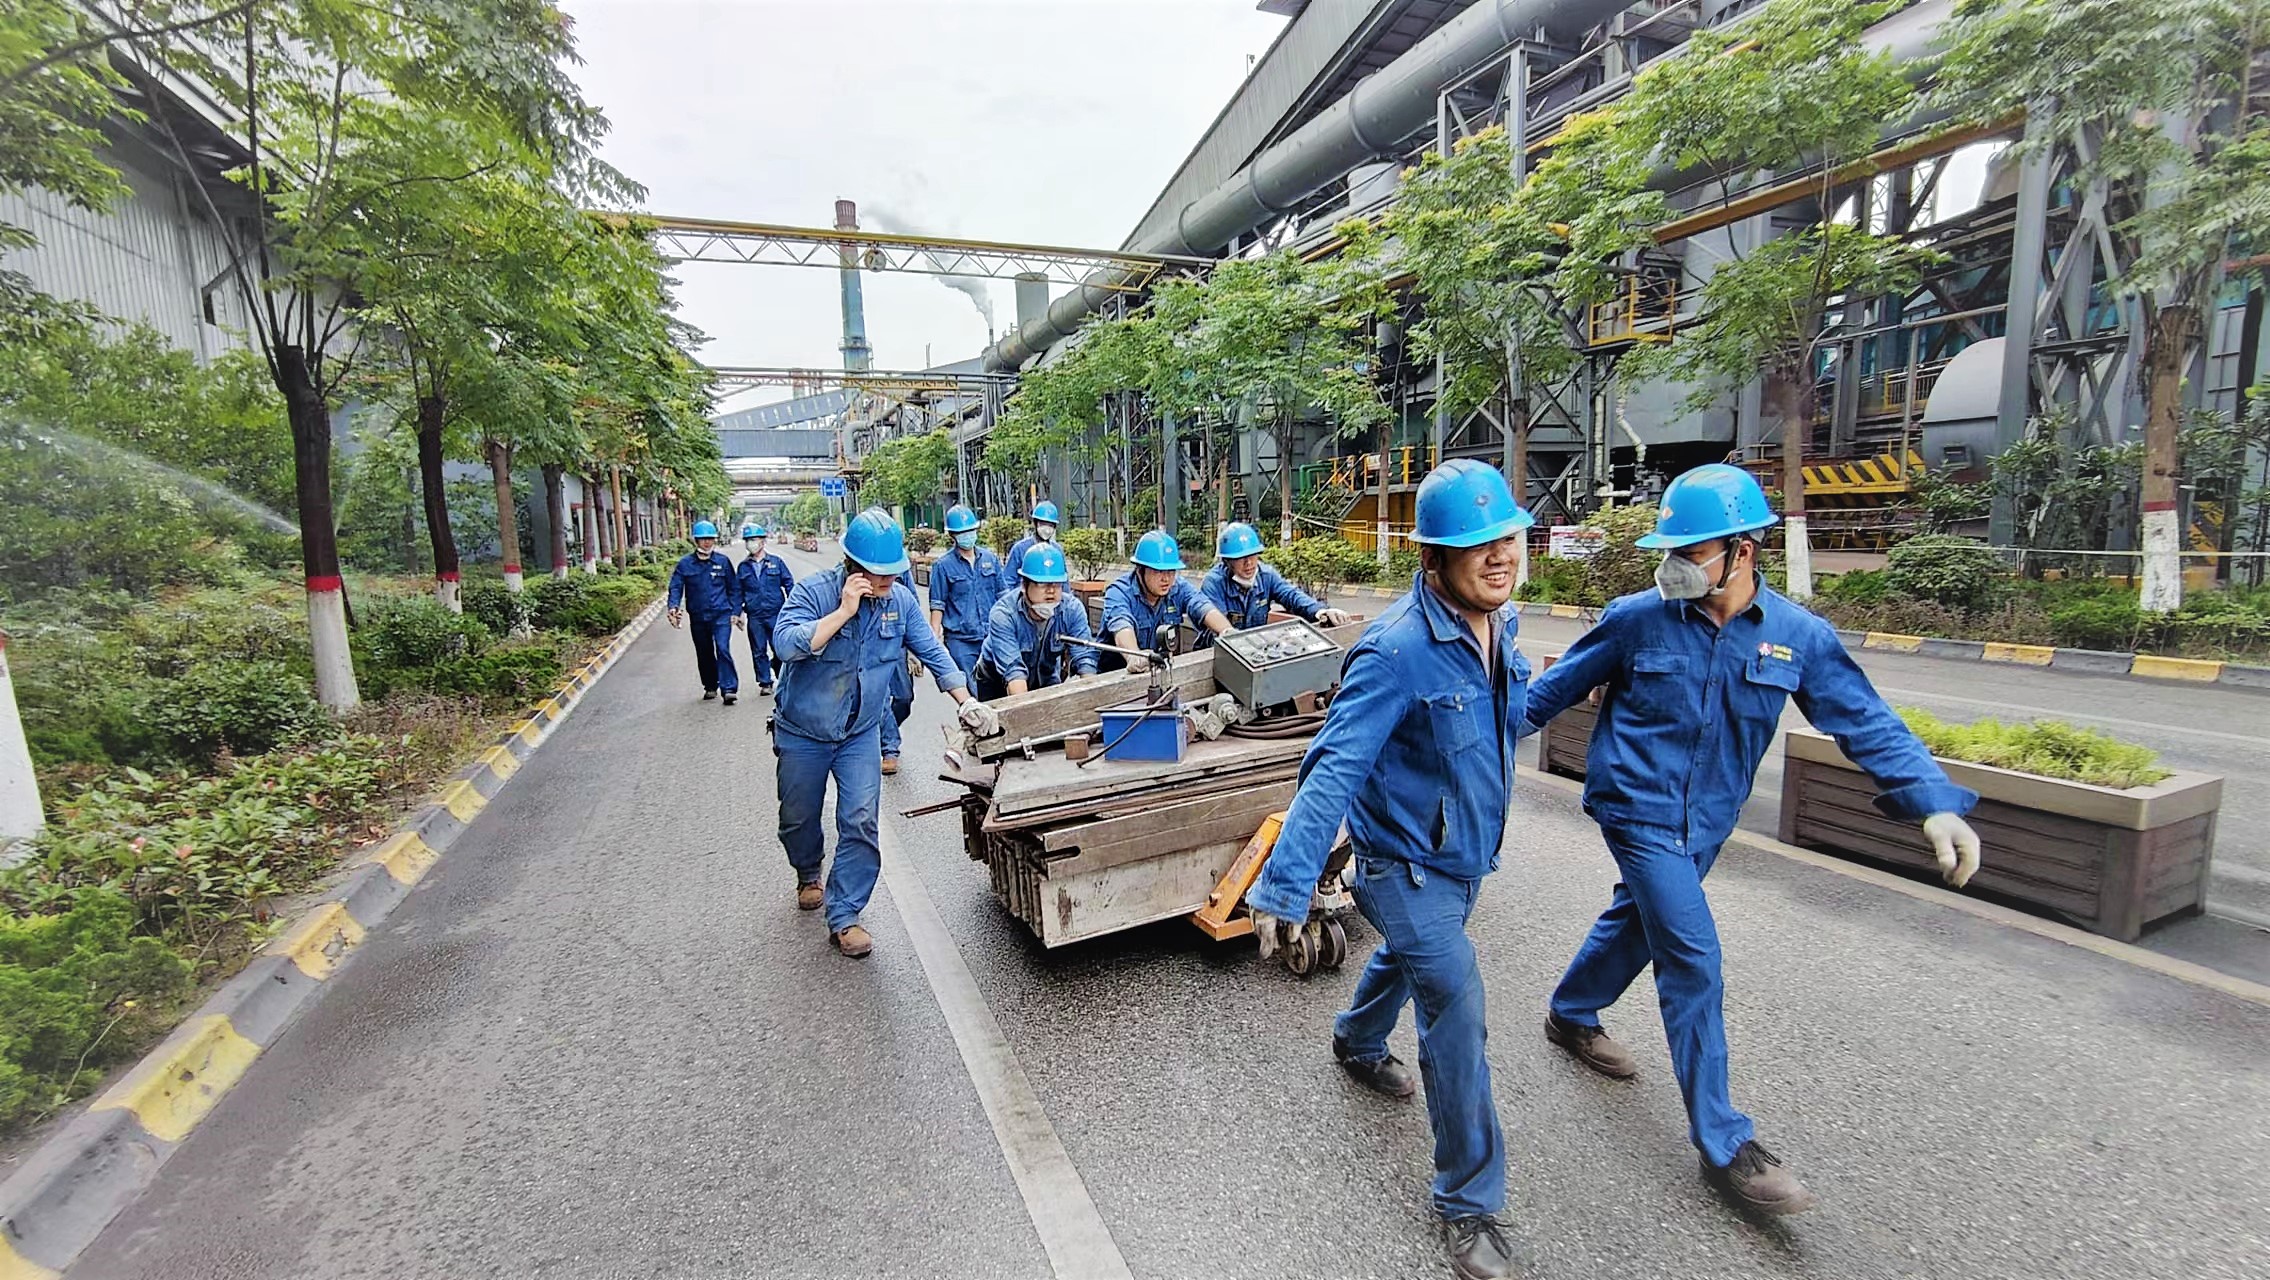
xmin=1211 ymin=619 xmax=1342 ymax=713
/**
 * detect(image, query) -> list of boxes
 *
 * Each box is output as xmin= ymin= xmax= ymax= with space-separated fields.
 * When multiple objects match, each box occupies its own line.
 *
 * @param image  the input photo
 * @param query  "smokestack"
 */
xmin=1014 ymin=273 xmax=1050 ymax=334
xmin=836 ymin=198 xmax=873 ymax=373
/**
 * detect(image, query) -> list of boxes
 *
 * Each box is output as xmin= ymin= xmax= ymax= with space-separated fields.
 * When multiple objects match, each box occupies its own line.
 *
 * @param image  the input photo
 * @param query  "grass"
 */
xmin=1895 ymin=708 xmax=2173 ymax=789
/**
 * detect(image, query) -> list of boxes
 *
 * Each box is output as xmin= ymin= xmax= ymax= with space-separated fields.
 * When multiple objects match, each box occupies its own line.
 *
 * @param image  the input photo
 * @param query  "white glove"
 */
xmin=957 ymin=699 xmax=1001 ymax=737
xmin=1317 ymin=608 xmax=1355 ymax=628
xmin=1921 ymin=812 xmax=1981 ymax=888
xmin=1253 ymin=912 xmax=1293 ymax=960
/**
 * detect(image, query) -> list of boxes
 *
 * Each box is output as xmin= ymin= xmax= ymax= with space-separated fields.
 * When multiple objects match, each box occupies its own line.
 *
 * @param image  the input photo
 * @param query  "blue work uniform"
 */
xmin=928 ymin=545 xmax=1012 ymax=681
xmin=1196 ymin=561 xmax=1328 ymax=644
xmin=1006 ymin=532 xmax=1057 ymax=583
xmin=772 ymin=566 xmax=966 ymax=930
xmin=737 ymin=551 xmax=796 ymax=688
xmin=1099 ymin=570 xmax=1221 ymax=669
xmin=882 ymin=568 xmax=918 ymax=761
xmin=1521 ymin=581 xmax=1977 ymax=1168
xmin=667 ymin=550 xmax=744 ymax=694
xmin=975 ymin=590 xmax=1096 ymax=700
xmin=1248 ymin=573 xmax=1533 ymax=1221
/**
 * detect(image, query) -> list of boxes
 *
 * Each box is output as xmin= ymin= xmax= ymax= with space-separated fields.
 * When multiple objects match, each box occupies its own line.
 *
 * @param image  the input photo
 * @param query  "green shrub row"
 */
xmin=1896 ymin=708 xmax=2172 ymax=789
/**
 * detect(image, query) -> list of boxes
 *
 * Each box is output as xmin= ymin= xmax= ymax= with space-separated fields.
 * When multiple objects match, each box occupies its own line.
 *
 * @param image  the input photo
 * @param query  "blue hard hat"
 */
xmin=1031 ymin=500 xmax=1061 ymax=524
xmin=691 ymin=520 xmax=719 ymax=540
xmin=843 ymin=508 xmax=911 ymax=573
xmin=740 ymin=523 xmax=762 ymax=540
xmin=1216 ymin=522 xmax=1265 ymax=559
xmin=1018 ymin=544 xmax=1070 ymax=583
xmin=1132 ymin=529 xmax=1186 ymax=571
xmin=945 ymin=504 xmax=980 ymax=533
xmin=1637 ymin=463 xmax=1779 ymax=549
xmin=1414 ymin=459 xmax=1534 ymax=547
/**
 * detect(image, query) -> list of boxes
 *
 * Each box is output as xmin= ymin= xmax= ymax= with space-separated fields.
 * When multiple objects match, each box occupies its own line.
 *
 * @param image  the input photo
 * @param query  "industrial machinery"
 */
xmin=1209 ymin=620 xmax=1342 ymax=717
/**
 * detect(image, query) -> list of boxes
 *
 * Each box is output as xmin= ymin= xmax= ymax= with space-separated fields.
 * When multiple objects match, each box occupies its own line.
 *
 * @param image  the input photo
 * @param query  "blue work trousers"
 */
xmin=1549 ymin=825 xmax=1755 ymax=1167
xmin=775 ymin=723 xmax=885 ymax=932
xmin=745 ymin=615 xmax=779 ymax=687
xmin=943 ymin=634 xmax=984 ymax=687
xmin=1334 ymin=853 xmax=1504 ymax=1220
xmin=687 ymin=614 xmax=738 ymax=694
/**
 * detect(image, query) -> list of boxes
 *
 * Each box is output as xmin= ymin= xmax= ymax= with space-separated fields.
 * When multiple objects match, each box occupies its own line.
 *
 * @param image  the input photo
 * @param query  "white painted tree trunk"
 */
xmin=2139 ymin=507 xmax=2184 ymax=613
xmin=1515 ymin=537 xmax=1530 ymax=590
xmin=503 ymin=568 xmax=524 ymax=592
xmin=434 ymin=574 xmax=462 ymax=613
xmin=0 ymin=636 xmax=45 ymax=847
xmin=307 ymin=583 xmax=361 ymax=710
xmin=1783 ymin=515 xmax=1814 ymax=600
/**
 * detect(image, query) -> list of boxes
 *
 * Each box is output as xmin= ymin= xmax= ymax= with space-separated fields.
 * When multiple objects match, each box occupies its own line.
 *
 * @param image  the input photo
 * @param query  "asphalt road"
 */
xmin=70 ymin=550 xmax=2270 ymax=1279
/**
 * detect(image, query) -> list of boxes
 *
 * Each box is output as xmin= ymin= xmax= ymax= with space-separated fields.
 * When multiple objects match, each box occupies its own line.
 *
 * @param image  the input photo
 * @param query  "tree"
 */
xmin=1936 ymin=0 xmax=2270 ymax=611
xmin=779 ymin=490 xmax=827 ymax=537
xmin=862 ymin=429 xmax=955 ymax=511
xmin=1522 ymin=0 xmax=1932 ymax=599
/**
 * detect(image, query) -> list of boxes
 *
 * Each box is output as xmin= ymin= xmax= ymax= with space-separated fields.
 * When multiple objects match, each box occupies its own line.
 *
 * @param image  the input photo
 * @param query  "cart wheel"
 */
xmin=1283 ymin=926 xmax=1320 ymax=977
xmin=1320 ymin=919 xmax=1348 ymax=970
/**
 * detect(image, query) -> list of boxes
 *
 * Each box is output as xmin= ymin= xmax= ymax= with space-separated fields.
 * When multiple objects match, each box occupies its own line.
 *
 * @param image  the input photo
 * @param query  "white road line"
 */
xmin=1868 ymin=684 xmax=2270 ymax=747
xmin=878 ymin=819 xmax=1136 ymax=1280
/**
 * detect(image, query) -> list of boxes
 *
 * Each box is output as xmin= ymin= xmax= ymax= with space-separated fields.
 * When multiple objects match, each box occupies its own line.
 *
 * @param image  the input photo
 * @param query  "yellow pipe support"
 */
xmin=92 ymin=1015 xmax=260 ymax=1143
xmin=1981 ymin=642 xmax=2055 ymax=666
xmin=1863 ymin=632 xmax=1926 ymax=653
xmin=265 ymin=902 xmax=366 ymax=980
xmin=2130 ymin=655 xmax=2223 ymax=682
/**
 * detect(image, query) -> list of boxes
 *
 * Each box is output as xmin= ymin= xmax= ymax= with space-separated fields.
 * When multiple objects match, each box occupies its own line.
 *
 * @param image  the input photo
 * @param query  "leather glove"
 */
xmin=1317 ymin=608 xmax=1355 ymax=628
xmin=957 ymin=699 xmax=1001 ymax=737
xmin=666 ymin=608 xmax=683 ymax=629
xmin=907 ymin=654 xmax=924 ymax=677
xmin=1253 ymin=911 xmax=1292 ymax=960
xmin=1921 ymin=812 xmax=1981 ymax=888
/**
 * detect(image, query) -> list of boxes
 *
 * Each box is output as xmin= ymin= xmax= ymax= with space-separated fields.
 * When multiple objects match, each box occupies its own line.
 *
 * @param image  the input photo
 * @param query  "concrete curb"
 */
xmin=1319 ymin=582 xmax=2268 ymax=691
xmin=0 ymin=596 xmax=665 ymax=1279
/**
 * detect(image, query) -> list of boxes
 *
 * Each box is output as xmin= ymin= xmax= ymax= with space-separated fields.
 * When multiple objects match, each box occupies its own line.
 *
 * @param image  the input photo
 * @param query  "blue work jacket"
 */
xmin=929 ymin=546 xmax=1013 ymax=640
xmin=668 ymin=551 xmax=742 ymax=619
xmin=737 ymin=552 xmax=796 ymax=621
xmin=1247 ymin=574 xmax=1533 ymax=922
xmin=773 ymin=565 xmax=966 ymax=742
xmin=981 ymin=591 xmax=1097 ymax=689
xmin=1522 ymin=580 xmax=1977 ymax=855
xmin=1198 ymin=562 xmax=1326 ymax=632
xmin=1101 ymin=571 xmax=1220 ymax=646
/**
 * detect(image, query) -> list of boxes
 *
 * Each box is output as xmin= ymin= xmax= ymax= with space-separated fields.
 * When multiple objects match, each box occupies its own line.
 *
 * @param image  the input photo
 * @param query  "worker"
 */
xmin=1244 ymin=459 xmax=1535 ymax=1280
xmin=1519 ymin=463 xmax=1983 ymax=1216
xmin=973 ymin=544 xmax=1097 ymax=699
xmin=928 ymin=503 xmax=1010 ymax=682
xmin=880 ymin=565 xmax=918 ymax=776
xmin=737 ymin=522 xmax=795 ymax=696
xmin=1197 ymin=521 xmax=1356 ymax=641
xmin=666 ymin=520 xmax=744 ymax=704
xmin=771 ymin=508 xmax=999 ymax=958
xmin=1099 ymin=530 xmax=1230 ymax=672
xmin=1004 ymin=499 xmax=1062 ymax=581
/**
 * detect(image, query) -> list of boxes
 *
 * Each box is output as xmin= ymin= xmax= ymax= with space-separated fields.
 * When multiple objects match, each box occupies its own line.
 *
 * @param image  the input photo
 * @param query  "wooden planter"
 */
xmin=1532 ymin=655 xmax=1598 ymax=781
xmin=1778 ymin=728 xmax=2222 ymax=941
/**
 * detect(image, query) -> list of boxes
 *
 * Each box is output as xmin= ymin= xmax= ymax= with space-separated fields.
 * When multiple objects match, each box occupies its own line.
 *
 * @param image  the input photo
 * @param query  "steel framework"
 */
xmin=613 ymin=214 xmax=1210 ymax=292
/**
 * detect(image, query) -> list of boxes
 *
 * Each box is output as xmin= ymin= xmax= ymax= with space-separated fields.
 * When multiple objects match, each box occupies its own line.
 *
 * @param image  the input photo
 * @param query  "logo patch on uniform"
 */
xmin=1763 ymin=643 xmax=1794 ymax=662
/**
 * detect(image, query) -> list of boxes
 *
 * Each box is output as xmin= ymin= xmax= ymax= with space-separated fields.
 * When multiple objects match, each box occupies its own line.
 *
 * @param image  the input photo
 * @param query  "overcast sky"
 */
xmin=562 ymin=0 xmax=1290 ymax=407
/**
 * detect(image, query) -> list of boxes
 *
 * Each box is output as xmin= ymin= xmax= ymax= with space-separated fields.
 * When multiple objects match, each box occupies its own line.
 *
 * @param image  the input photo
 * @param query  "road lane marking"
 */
xmin=1869 ymin=684 xmax=2269 ymax=747
xmin=877 ymin=820 xmax=1136 ymax=1280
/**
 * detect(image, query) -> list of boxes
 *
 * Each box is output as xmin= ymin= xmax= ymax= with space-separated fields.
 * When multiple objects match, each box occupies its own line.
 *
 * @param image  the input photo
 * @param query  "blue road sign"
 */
xmin=820 ymin=477 xmax=848 ymax=498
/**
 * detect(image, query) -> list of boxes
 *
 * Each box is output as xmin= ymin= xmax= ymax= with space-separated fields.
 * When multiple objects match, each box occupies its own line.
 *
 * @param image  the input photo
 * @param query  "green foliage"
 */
xmin=1884 ymin=534 xmax=2004 ymax=610
xmin=779 ymin=490 xmax=829 ymax=536
xmin=1386 ymin=545 xmax=1421 ymax=583
xmin=1059 ymin=528 xmax=1121 ymax=580
xmin=461 ymin=579 xmax=535 ymax=637
xmin=861 ymin=431 xmax=954 ymax=510
xmin=140 ymin=662 xmax=330 ymax=764
xmin=419 ymin=640 xmax=565 ymax=704
xmin=361 ymin=596 xmax=493 ymax=669
xmin=1267 ymin=537 xmax=1380 ymax=593
xmin=1895 ymin=708 xmax=2172 ymax=790
xmin=1912 ymin=472 xmax=1990 ymax=534
xmin=904 ymin=526 xmax=941 ymax=554
xmin=1576 ymin=504 xmax=1664 ymax=606
xmin=1816 ymin=569 xmax=1892 ymax=606
xmin=980 ymin=516 xmax=1025 ymax=555
xmin=1514 ymin=555 xmax=1591 ymax=604
xmin=0 ymin=889 xmax=194 ymax=1132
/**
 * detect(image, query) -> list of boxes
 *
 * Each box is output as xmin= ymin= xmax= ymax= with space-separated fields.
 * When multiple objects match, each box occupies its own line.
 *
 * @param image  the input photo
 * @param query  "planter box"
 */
xmin=1532 ymin=654 xmax=1598 ymax=781
xmin=1778 ymin=729 xmax=2222 ymax=941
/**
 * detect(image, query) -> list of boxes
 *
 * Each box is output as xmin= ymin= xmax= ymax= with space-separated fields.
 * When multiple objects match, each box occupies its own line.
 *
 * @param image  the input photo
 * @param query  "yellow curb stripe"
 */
xmin=0 ymin=1235 xmax=61 ymax=1280
xmin=514 ymin=718 xmax=544 ymax=747
xmin=1982 ymin=642 xmax=2055 ymax=666
xmin=540 ymin=696 xmax=564 ymax=719
xmin=372 ymin=832 xmax=439 ymax=885
xmin=1863 ymin=631 xmax=1925 ymax=653
xmin=1548 ymin=603 xmax=1583 ymax=618
xmin=92 ymin=1015 xmax=259 ymax=1143
xmin=480 ymin=745 xmax=520 ymax=782
xmin=265 ymin=902 xmax=366 ymax=980
xmin=436 ymin=780 xmax=486 ymax=823
xmin=2131 ymin=654 xmax=2222 ymax=682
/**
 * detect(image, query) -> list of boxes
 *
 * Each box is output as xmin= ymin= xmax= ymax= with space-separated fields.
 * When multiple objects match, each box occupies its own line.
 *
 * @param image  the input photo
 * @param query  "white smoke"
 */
xmin=858 ymin=202 xmax=998 ymax=336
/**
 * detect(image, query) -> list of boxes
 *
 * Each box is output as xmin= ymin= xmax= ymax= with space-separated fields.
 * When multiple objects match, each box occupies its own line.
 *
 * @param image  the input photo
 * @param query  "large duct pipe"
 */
xmin=836 ymin=199 xmax=873 ymax=373
xmin=983 ymin=0 xmax=1632 ymax=372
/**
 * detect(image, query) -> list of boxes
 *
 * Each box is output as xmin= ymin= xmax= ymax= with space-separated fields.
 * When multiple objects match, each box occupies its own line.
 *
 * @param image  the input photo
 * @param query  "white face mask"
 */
xmin=1036 ymin=523 xmax=1057 ymax=542
xmin=1231 ymin=571 xmax=1258 ymax=589
xmin=749 ymin=541 xmax=766 ymax=556
xmin=1656 ymin=549 xmax=1728 ymax=601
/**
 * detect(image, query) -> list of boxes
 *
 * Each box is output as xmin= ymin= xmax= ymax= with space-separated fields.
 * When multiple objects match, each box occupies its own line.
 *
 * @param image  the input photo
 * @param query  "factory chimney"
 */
xmin=835 ymin=199 xmax=873 ymax=373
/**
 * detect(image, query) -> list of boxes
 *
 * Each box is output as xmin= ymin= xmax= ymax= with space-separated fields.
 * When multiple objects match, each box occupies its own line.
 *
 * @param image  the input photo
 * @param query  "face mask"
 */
xmin=1036 ymin=523 xmax=1057 ymax=542
xmin=956 ymin=532 xmax=978 ymax=549
xmin=1655 ymin=549 xmax=1728 ymax=601
xmin=749 ymin=542 xmax=765 ymax=556
xmin=1231 ymin=571 xmax=1258 ymax=589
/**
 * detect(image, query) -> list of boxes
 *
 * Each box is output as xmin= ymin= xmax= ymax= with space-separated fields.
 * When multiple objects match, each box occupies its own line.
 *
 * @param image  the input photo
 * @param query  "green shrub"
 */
xmin=1577 ymin=504 xmax=1662 ymax=605
xmin=461 ymin=580 xmax=533 ymax=637
xmin=1060 ymin=527 xmax=1122 ymax=579
xmin=1818 ymin=569 xmax=1892 ymax=606
xmin=0 ymin=889 xmax=194 ymax=1132
xmin=362 ymin=595 xmax=490 ymax=669
xmin=2047 ymin=596 xmax=2144 ymax=651
xmin=1516 ymin=554 xmax=1590 ymax=604
xmin=979 ymin=515 xmax=1024 ymax=555
xmin=586 ymin=576 xmax=657 ymax=629
xmin=904 ymin=526 xmax=941 ymax=554
xmin=1269 ymin=536 xmax=1379 ymax=592
xmin=1896 ymin=708 xmax=2172 ymax=789
xmin=1387 ymin=545 xmax=1421 ymax=582
xmin=139 ymin=661 xmax=329 ymax=762
xmin=426 ymin=641 xmax=565 ymax=703
xmin=1885 ymin=534 xmax=2004 ymax=610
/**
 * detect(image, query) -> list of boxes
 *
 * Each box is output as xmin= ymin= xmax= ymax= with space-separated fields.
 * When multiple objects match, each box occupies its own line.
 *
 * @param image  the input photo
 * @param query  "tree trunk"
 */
xmin=624 ymin=474 xmax=643 ymax=552
xmin=277 ymin=344 xmax=359 ymax=710
xmin=1767 ymin=367 xmax=1814 ymax=600
xmin=1277 ymin=417 xmax=1295 ymax=547
xmin=2139 ymin=302 xmax=2199 ymax=613
xmin=416 ymin=394 xmax=461 ymax=612
xmin=542 ymin=462 xmax=569 ymax=579
xmin=1512 ymin=415 xmax=1531 ymax=589
xmin=581 ymin=471 xmax=602 ymax=573
xmin=608 ymin=465 xmax=630 ymax=564
xmin=489 ymin=438 xmax=523 ymax=595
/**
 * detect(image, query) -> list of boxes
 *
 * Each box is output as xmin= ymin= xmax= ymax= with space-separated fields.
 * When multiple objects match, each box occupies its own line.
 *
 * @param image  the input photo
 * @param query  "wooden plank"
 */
xmin=990 ymin=733 xmax=1311 ymax=817
xmin=1039 ymin=839 xmax=1245 ymax=947
xmin=1039 ymin=778 xmax=1299 ymax=852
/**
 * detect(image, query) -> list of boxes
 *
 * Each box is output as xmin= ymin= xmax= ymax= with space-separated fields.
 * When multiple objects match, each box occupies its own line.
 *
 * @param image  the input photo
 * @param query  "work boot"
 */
xmin=1544 ymin=1012 xmax=1638 ymax=1079
xmin=702 ymin=688 xmax=717 ymax=701
xmin=1443 ymin=1215 xmax=1519 ymax=1279
xmin=759 ymin=683 xmax=775 ymax=696
xmin=1704 ymin=1140 xmax=1818 ymax=1215
xmin=795 ymin=882 xmax=823 ymax=911
xmin=831 ymin=925 xmax=873 ymax=958
xmin=722 ymin=693 xmax=738 ymax=706
xmin=1331 ymin=1034 xmax=1416 ymax=1099
xmin=881 ymin=755 xmax=899 ymax=776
